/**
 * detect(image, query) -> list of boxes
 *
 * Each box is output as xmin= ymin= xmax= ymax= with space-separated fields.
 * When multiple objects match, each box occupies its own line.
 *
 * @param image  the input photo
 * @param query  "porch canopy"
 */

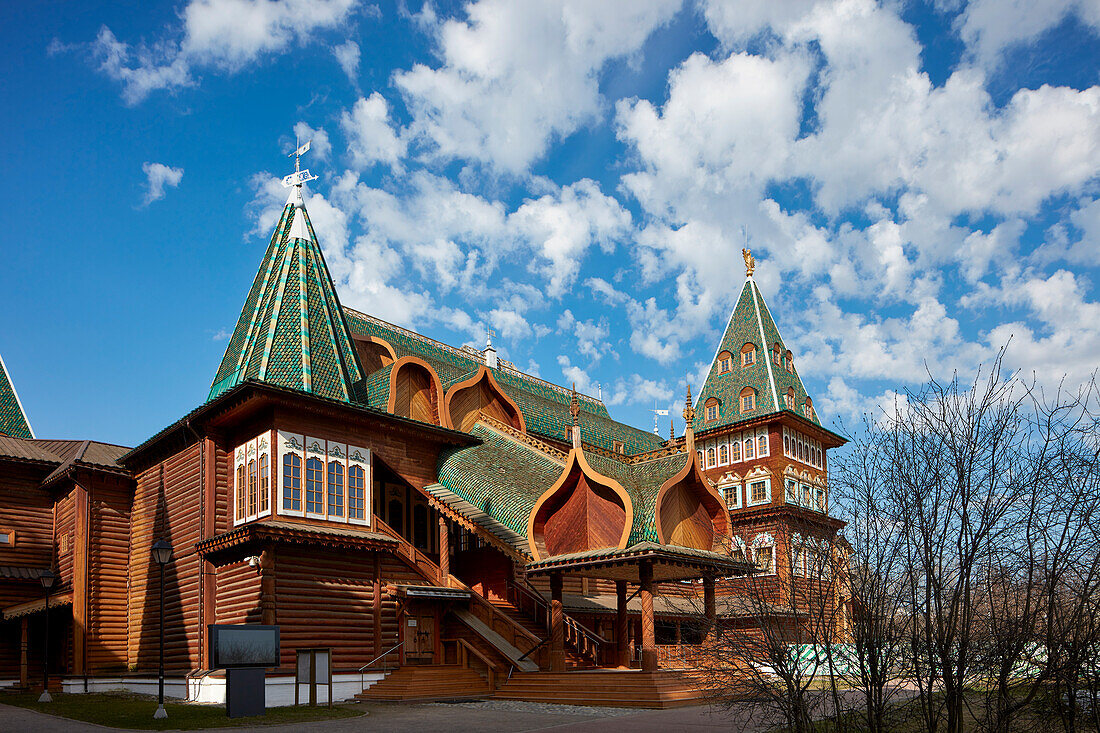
xmin=524 ymin=542 xmax=756 ymax=672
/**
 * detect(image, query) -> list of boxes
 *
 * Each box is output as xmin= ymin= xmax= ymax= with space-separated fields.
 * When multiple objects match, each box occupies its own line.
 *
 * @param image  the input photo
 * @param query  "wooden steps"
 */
xmin=495 ymin=670 xmax=706 ymax=709
xmin=487 ymin=597 xmax=594 ymax=669
xmin=356 ymin=665 xmax=493 ymax=702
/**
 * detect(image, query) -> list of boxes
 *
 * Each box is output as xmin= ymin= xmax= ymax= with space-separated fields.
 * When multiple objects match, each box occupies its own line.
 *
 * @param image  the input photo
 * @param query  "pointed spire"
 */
xmin=208 ymin=143 xmax=364 ymax=403
xmin=0 ymin=352 xmax=33 ymax=439
xmin=683 ymin=382 xmax=696 ymax=453
xmin=670 ymin=418 xmax=675 ymax=441
xmin=569 ymin=383 xmax=581 ymax=449
xmin=484 ymin=326 xmax=498 ymax=368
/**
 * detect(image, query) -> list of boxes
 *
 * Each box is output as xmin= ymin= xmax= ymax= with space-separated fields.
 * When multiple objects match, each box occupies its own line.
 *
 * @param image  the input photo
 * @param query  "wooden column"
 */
xmin=438 ymin=516 xmax=449 ymax=587
xmin=72 ymin=480 xmax=89 ymax=677
xmin=703 ymin=575 xmax=717 ymax=639
xmin=259 ymin=547 xmax=276 ymax=625
xmin=373 ymin=554 xmax=382 ymax=657
xmin=19 ymin=617 xmax=28 ymax=689
xmin=640 ymin=561 xmax=657 ymax=672
xmin=550 ymin=572 xmax=565 ymax=672
xmin=615 ymin=580 xmax=629 ymax=668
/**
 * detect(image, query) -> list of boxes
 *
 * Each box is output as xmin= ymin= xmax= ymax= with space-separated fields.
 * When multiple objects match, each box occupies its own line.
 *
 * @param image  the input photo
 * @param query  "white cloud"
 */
xmin=395 ymin=0 xmax=681 ymax=173
xmin=333 ymin=39 xmax=360 ymax=83
xmin=510 ymin=179 xmax=631 ymax=296
xmin=605 ymin=373 xmax=672 ymax=407
xmin=89 ymin=0 xmax=358 ymax=103
xmin=292 ymin=122 xmax=332 ymax=161
xmin=557 ymin=355 xmax=597 ymax=396
xmin=340 ymin=93 xmax=407 ymax=169
xmin=956 ymin=0 xmax=1100 ymax=71
xmin=141 ymin=162 xmax=183 ymax=205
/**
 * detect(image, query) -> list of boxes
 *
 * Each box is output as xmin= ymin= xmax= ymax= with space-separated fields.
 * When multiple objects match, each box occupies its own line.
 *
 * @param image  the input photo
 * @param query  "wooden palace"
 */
xmin=0 ymin=169 xmax=847 ymax=708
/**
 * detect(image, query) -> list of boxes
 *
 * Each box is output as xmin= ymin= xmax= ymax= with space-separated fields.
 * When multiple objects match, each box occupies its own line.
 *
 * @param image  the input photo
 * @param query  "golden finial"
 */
xmin=569 ymin=382 xmax=580 ymax=426
xmin=742 ymin=248 xmax=755 ymax=277
xmin=683 ymin=382 xmax=695 ymax=424
xmin=670 ymin=418 xmax=675 ymax=440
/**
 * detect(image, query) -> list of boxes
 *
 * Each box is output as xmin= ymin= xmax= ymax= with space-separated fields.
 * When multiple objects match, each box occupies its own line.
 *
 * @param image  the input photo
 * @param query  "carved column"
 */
xmin=615 ymin=580 xmax=629 ymax=668
xmin=703 ymin=575 xmax=717 ymax=639
xmin=438 ymin=516 xmax=449 ymax=587
xmin=550 ymin=572 xmax=565 ymax=672
xmin=640 ymin=561 xmax=657 ymax=672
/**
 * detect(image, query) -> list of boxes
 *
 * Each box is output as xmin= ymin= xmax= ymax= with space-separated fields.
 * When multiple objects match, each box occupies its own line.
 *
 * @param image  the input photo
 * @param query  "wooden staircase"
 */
xmin=487 ymin=596 xmax=593 ymax=669
xmin=355 ymin=665 xmax=492 ymax=702
xmin=495 ymin=670 xmax=707 ymax=709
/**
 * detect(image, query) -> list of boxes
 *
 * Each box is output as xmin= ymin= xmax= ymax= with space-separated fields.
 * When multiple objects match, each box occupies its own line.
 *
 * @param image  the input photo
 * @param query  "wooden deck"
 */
xmin=495 ymin=669 xmax=707 ymax=708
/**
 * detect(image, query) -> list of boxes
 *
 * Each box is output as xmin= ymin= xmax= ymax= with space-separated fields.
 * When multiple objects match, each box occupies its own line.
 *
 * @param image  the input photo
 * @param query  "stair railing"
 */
xmin=507 ymin=578 xmax=607 ymax=665
xmin=358 ymin=641 xmax=404 ymax=690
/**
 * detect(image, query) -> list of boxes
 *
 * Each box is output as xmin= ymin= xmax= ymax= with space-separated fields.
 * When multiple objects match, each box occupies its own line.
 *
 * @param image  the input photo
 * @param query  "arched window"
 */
xmin=719 ymin=444 xmax=729 ymax=464
xmin=717 ymin=351 xmax=733 ymax=374
xmin=744 ymin=434 xmax=755 ymax=459
xmin=758 ymin=434 xmax=768 ymax=456
xmin=306 ymin=457 xmax=324 ymax=514
xmin=740 ymin=386 xmax=756 ymax=413
xmin=348 ymin=465 xmax=365 ymax=521
xmin=732 ymin=536 xmax=747 ymax=562
xmin=785 ymin=350 xmax=794 ymax=373
xmin=328 ymin=460 xmax=345 ymax=518
xmin=282 ymin=453 xmax=301 ymax=511
xmin=258 ymin=453 xmax=269 ymax=514
xmin=697 ymin=449 xmax=703 ymax=464
xmin=741 ymin=342 xmax=757 ymax=367
xmin=705 ymin=397 xmax=720 ymax=423
xmin=772 ymin=344 xmax=782 ymax=366
xmin=247 ymin=459 xmax=257 ymax=517
xmin=706 ymin=447 xmax=716 ymax=468
xmin=752 ymin=533 xmax=775 ymax=574
xmin=785 ymin=388 xmax=796 ymax=410
xmin=732 ymin=439 xmax=742 ymax=462
xmin=236 ymin=464 xmax=246 ymax=521
xmin=804 ymin=397 xmax=815 ymax=419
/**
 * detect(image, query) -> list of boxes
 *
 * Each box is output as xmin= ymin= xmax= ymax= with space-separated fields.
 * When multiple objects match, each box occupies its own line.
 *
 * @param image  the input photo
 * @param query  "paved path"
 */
xmin=0 ymin=700 xmax=763 ymax=733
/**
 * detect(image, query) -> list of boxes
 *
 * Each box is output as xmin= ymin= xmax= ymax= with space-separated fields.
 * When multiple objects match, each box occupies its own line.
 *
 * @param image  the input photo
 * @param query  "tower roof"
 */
xmin=0 ymin=352 xmax=33 ymax=439
xmin=209 ymin=188 xmax=365 ymax=403
xmin=693 ymin=269 xmax=818 ymax=433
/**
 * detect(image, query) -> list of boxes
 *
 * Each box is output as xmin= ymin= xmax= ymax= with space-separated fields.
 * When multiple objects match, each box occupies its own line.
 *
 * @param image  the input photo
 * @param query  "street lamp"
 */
xmin=37 ymin=568 xmax=55 ymax=703
xmin=151 ymin=539 xmax=173 ymax=720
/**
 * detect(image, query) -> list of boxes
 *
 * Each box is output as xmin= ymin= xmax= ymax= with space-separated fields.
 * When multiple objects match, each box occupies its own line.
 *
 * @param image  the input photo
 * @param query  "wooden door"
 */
xmin=406 ymin=612 xmax=436 ymax=664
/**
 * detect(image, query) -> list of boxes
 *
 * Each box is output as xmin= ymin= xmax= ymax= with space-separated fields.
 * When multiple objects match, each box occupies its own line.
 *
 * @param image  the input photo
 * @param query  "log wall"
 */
xmin=0 ymin=463 xmax=53 ymax=569
xmin=86 ymin=475 xmax=132 ymax=673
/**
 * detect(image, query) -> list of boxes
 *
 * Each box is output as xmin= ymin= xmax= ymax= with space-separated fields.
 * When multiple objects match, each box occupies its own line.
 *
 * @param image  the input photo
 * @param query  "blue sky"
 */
xmin=2 ymin=0 xmax=1099 ymax=447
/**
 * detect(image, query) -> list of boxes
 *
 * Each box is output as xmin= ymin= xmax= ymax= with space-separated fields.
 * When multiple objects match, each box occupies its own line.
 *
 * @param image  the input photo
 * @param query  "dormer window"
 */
xmin=613 ymin=441 xmax=625 ymax=454
xmin=717 ymin=351 xmax=733 ymax=374
xmin=785 ymin=388 xmax=796 ymax=410
xmin=804 ymin=398 xmax=815 ymax=419
xmin=740 ymin=387 xmax=756 ymax=413
xmin=741 ymin=343 xmax=757 ymax=367
xmin=785 ymin=350 xmax=794 ymax=373
xmin=772 ymin=344 xmax=782 ymax=366
xmin=705 ymin=398 xmax=720 ymax=423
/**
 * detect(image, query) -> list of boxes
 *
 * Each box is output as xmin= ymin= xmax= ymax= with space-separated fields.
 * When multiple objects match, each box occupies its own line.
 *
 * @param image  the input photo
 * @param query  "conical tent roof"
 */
xmin=0 ymin=352 xmax=33 ymax=438
xmin=692 ymin=276 xmax=817 ymax=433
xmin=209 ymin=188 xmax=365 ymax=402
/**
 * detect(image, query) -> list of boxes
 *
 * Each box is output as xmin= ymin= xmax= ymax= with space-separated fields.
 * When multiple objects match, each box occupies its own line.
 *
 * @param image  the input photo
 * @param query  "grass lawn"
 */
xmin=0 ymin=691 xmax=364 ymax=730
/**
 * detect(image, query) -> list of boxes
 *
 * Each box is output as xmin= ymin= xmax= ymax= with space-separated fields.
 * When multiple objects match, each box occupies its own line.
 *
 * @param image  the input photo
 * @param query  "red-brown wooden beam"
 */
xmin=703 ymin=575 xmax=716 ymax=639
xmin=550 ymin=572 xmax=565 ymax=672
xmin=640 ymin=560 xmax=657 ymax=672
xmin=615 ymin=580 xmax=629 ymax=668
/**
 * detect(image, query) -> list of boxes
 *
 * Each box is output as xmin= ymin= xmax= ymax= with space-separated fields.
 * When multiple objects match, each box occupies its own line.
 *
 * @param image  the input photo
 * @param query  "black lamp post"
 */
xmin=151 ymin=539 xmax=173 ymax=720
xmin=37 ymin=568 xmax=55 ymax=703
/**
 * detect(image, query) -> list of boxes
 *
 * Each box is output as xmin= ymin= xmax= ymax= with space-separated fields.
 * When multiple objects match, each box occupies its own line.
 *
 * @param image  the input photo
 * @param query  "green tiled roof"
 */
xmin=343 ymin=308 xmax=664 ymax=455
xmin=209 ymin=190 xmax=365 ymax=403
xmin=437 ymin=421 xmax=690 ymax=551
xmin=436 ymin=423 xmax=565 ymax=540
xmin=693 ymin=278 xmax=819 ymax=433
xmin=0 ymin=353 xmax=33 ymax=439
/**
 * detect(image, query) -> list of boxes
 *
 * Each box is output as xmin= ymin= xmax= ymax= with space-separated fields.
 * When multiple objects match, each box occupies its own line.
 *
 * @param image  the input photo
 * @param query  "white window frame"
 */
xmin=732 ymin=536 xmax=748 ymax=563
xmin=326 ymin=442 xmax=349 ymax=523
xmin=706 ymin=447 xmax=716 ymax=469
xmin=304 ymin=437 xmax=328 ymax=519
xmin=751 ymin=532 xmax=776 ymax=575
xmin=731 ymin=434 xmax=742 ymax=463
xmin=718 ymin=443 xmax=729 ymax=466
xmin=815 ymin=485 xmax=827 ymax=513
xmin=747 ymin=477 xmax=772 ymax=507
xmin=756 ymin=428 xmax=769 ymax=457
xmin=277 ymin=431 xmax=305 ymax=517
xmin=347 ymin=445 xmax=371 ymax=526
xmin=719 ymin=481 xmax=742 ymax=510
xmin=785 ymin=477 xmax=798 ymax=505
xmin=234 ymin=431 xmax=273 ymax=526
xmin=801 ymin=482 xmax=814 ymax=508
xmin=706 ymin=403 xmax=718 ymax=422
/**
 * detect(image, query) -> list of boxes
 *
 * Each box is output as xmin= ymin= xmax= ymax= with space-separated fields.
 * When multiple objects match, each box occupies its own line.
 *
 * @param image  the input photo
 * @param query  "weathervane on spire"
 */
xmin=282 ymin=137 xmax=319 ymax=188
xmin=742 ymin=248 xmax=755 ymax=277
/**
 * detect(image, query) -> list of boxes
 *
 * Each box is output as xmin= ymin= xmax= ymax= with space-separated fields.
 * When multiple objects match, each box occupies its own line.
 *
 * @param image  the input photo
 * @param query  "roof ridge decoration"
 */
xmin=0 ymin=352 xmax=34 ymax=439
xmin=479 ymin=414 xmax=566 ymax=463
xmin=208 ymin=146 xmax=365 ymax=403
xmin=692 ymin=253 xmax=819 ymax=433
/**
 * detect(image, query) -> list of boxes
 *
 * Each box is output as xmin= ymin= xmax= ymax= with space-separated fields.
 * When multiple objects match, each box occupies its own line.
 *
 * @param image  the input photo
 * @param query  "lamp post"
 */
xmin=37 ymin=569 xmax=55 ymax=703
xmin=151 ymin=539 xmax=173 ymax=720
